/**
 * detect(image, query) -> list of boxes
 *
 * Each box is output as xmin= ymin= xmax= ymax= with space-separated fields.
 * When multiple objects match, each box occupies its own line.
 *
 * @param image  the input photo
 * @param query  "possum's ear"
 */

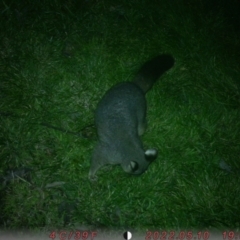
xmin=125 ymin=161 xmax=138 ymax=173
xmin=145 ymin=149 xmax=158 ymax=162
xmin=130 ymin=161 xmax=138 ymax=172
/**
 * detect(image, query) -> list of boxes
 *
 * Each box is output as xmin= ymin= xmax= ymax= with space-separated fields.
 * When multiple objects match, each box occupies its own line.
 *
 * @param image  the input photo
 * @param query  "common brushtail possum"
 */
xmin=89 ymin=54 xmax=174 ymax=179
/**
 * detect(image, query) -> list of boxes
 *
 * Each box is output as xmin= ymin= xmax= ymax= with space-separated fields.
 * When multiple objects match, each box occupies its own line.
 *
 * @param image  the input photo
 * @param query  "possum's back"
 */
xmin=95 ymin=82 xmax=146 ymax=139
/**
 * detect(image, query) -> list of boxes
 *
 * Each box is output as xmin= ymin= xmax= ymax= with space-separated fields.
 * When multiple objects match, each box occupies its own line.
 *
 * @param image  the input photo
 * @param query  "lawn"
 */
xmin=0 ymin=0 xmax=240 ymax=238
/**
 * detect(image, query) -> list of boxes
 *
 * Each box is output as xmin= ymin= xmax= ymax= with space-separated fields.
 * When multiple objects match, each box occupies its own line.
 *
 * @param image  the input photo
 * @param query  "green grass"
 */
xmin=0 ymin=0 xmax=240 ymax=236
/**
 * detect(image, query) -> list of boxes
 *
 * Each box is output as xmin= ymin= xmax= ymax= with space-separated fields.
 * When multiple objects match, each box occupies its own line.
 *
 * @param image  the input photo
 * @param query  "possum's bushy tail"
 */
xmin=133 ymin=54 xmax=174 ymax=93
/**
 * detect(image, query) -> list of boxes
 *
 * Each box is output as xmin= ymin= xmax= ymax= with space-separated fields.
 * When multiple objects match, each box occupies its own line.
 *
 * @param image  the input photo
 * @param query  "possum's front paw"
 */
xmin=88 ymin=165 xmax=100 ymax=181
xmin=88 ymin=172 xmax=98 ymax=182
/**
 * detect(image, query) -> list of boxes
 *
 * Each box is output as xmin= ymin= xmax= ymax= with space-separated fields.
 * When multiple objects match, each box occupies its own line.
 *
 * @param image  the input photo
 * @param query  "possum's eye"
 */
xmin=130 ymin=161 xmax=138 ymax=172
xmin=145 ymin=149 xmax=158 ymax=162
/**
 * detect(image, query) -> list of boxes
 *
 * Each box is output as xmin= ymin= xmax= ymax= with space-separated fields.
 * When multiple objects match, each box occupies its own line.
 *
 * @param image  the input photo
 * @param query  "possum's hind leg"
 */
xmin=89 ymin=143 xmax=108 ymax=180
xmin=137 ymin=116 xmax=147 ymax=136
xmin=137 ymin=101 xmax=147 ymax=136
xmin=138 ymin=122 xmax=146 ymax=136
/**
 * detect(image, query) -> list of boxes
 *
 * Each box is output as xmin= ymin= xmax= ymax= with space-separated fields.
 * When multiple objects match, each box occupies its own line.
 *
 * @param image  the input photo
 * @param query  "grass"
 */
xmin=0 ymin=0 xmax=240 ymax=237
